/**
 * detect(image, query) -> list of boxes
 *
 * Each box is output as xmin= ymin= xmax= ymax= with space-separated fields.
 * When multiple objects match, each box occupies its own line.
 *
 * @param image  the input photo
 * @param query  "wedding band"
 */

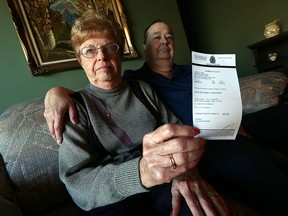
xmin=169 ymin=154 xmax=177 ymax=169
xmin=206 ymin=191 xmax=218 ymax=197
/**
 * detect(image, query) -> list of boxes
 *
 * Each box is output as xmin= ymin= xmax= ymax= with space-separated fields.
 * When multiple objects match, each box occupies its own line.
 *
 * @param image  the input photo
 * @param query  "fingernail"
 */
xmin=72 ymin=119 xmax=78 ymax=125
xmin=193 ymin=128 xmax=200 ymax=135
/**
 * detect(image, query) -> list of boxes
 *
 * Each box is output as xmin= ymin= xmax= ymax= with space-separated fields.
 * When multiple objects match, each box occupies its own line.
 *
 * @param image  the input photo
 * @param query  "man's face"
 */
xmin=143 ymin=22 xmax=175 ymax=64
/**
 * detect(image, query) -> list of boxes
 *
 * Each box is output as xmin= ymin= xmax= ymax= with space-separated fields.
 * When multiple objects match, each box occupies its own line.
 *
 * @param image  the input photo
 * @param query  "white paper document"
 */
xmin=192 ymin=51 xmax=242 ymax=140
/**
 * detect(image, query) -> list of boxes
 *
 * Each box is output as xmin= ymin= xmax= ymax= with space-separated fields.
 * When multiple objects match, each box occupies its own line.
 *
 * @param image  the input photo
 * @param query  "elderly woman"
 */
xmin=58 ymin=10 xmax=230 ymax=216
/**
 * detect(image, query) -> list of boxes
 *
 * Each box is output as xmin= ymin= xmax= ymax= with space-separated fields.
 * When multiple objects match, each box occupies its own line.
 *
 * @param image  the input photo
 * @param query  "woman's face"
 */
xmin=79 ymin=35 xmax=122 ymax=89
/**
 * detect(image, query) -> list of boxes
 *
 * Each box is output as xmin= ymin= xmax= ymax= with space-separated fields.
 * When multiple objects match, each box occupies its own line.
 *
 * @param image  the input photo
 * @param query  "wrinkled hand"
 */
xmin=140 ymin=124 xmax=206 ymax=188
xmin=44 ymin=87 xmax=77 ymax=144
xmin=171 ymin=168 xmax=231 ymax=216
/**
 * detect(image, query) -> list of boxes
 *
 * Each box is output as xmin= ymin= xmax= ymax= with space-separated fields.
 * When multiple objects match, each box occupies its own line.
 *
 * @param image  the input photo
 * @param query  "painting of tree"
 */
xmin=22 ymin=0 xmax=94 ymax=62
xmin=7 ymin=0 xmax=137 ymax=75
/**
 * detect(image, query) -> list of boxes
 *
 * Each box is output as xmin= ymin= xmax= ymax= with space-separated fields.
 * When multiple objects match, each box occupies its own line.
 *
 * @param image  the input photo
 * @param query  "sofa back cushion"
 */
xmin=240 ymin=71 xmax=288 ymax=114
xmin=0 ymin=98 xmax=80 ymax=215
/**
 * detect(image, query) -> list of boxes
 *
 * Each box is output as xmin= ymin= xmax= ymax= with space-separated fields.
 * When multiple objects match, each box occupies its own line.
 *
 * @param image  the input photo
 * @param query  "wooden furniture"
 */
xmin=248 ymin=31 xmax=288 ymax=75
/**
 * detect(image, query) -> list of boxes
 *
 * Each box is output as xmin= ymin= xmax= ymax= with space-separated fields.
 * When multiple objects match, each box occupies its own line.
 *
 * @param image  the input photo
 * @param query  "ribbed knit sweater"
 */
xmin=59 ymin=80 xmax=181 ymax=211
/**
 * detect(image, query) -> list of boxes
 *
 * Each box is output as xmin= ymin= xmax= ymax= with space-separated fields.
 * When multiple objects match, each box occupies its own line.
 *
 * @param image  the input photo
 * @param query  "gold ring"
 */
xmin=206 ymin=191 xmax=218 ymax=197
xmin=169 ymin=154 xmax=177 ymax=169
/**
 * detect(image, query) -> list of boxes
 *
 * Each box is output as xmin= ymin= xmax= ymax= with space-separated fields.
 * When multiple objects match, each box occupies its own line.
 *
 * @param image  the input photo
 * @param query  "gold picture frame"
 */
xmin=7 ymin=0 xmax=138 ymax=76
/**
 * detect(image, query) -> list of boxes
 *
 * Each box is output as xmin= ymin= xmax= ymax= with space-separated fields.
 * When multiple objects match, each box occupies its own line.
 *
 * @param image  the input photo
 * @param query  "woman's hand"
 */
xmin=139 ymin=124 xmax=206 ymax=188
xmin=171 ymin=168 xmax=231 ymax=216
xmin=44 ymin=87 xmax=77 ymax=144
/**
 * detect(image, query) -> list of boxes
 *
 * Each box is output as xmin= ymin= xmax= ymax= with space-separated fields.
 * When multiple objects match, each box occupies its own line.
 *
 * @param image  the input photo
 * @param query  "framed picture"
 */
xmin=7 ymin=0 xmax=138 ymax=76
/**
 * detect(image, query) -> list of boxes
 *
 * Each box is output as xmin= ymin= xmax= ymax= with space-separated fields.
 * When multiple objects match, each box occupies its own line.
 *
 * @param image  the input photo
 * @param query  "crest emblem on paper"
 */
xmin=209 ymin=55 xmax=216 ymax=64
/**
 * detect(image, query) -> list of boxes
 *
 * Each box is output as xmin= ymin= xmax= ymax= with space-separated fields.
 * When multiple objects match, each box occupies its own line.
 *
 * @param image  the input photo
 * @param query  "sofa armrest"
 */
xmin=0 ymin=98 xmax=81 ymax=215
xmin=239 ymin=71 xmax=288 ymax=114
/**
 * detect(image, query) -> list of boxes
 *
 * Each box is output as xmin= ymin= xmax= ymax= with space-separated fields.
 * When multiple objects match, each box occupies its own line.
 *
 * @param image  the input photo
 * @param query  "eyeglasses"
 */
xmin=79 ymin=43 xmax=119 ymax=58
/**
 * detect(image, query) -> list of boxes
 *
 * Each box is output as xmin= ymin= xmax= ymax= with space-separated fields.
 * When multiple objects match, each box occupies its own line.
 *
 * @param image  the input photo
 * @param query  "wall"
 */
xmin=0 ymin=0 xmax=190 ymax=114
xmin=179 ymin=0 xmax=288 ymax=77
xmin=3 ymin=0 xmax=288 ymax=114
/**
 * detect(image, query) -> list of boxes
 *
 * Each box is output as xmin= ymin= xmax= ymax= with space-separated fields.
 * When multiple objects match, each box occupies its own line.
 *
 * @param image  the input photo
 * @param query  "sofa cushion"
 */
xmin=240 ymin=71 xmax=288 ymax=114
xmin=0 ymin=98 xmax=80 ymax=215
xmin=0 ymin=154 xmax=22 ymax=215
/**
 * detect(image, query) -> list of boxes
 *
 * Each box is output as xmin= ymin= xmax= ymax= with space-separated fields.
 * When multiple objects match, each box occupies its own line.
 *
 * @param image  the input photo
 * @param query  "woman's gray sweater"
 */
xmin=59 ymin=80 xmax=181 ymax=211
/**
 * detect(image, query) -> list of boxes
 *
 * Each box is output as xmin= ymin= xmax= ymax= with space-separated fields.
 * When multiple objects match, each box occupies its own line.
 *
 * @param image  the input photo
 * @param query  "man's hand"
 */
xmin=139 ymin=124 xmax=206 ymax=188
xmin=44 ymin=87 xmax=77 ymax=144
xmin=171 ymin=168 xmax=231 ymax=216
